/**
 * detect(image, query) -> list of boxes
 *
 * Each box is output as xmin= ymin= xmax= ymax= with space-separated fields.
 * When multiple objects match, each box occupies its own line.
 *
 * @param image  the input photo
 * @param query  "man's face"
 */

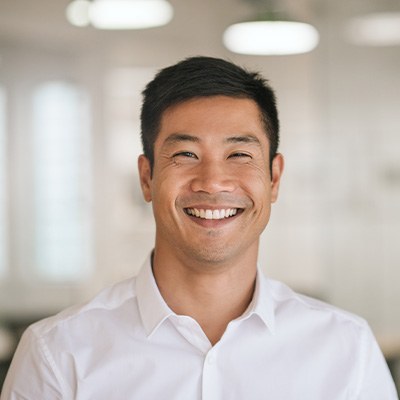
xmin=139 ymin=96 xmax=283 ymax=267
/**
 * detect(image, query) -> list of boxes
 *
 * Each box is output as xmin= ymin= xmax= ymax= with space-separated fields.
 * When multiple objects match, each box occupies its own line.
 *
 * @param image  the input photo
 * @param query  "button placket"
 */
xmin=173 ymin=316 xmax=212 ymax=353
xmin=202 ymin=349 xmax=220 ymax=400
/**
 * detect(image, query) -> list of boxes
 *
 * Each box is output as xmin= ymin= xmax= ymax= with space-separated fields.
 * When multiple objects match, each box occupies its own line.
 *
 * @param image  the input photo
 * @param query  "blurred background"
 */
xmin=0 ymin=0 xmax=399 ymax=392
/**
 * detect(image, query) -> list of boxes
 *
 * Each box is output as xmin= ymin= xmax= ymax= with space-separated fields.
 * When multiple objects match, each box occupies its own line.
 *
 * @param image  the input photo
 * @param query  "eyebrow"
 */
xmin=163 ymin=133 xmax=261 ymax=147
xmin=224 ymin=135 xmax=261 ymax=146
xmin=163 ymin=133 xmax=200 ymax=146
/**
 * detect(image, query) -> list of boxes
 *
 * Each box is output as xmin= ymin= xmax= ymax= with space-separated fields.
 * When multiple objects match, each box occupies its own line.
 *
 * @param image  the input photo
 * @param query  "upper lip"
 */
xmin=179 ymin=193 xmax=251 ymax=210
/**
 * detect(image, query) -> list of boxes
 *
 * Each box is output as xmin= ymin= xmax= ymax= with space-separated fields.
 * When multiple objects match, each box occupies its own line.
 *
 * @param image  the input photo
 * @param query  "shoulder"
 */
xmin=263 ymin=278 xmax=397 ymax=398
xmin=265 ymin=277 xmax=376 ymax=372
xmin=28 ymin=276 xmax=139 ymax=339
xmin=266 ymin=278 xmax=369 ymax=333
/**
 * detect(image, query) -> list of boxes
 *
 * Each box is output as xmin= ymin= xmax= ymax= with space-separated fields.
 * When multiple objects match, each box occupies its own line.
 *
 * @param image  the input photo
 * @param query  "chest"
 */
xmin=67 ymin=332 xmax=357 ymax=400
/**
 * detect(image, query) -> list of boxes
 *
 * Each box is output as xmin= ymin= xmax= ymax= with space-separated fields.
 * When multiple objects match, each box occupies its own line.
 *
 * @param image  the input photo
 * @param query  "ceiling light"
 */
xmin=89 ymin=0 xmax=173 ymax=30
xmin=346 ymin=12 xmax=400 ymax=46
xmin=66 ymin=0 xmax=91 ymax=27
xmin=223 ymin=20 xmax=319 ymax=56
xmin=65 ymin=0 xmax=173 ymax=30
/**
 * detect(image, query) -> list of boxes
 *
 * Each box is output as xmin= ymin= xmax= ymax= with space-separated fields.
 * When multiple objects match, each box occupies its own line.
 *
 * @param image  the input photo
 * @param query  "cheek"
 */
xmin=239 ymin=169 xmax=271 ymax=198
xmin=153 ymin=173 xmax=186 ymax=210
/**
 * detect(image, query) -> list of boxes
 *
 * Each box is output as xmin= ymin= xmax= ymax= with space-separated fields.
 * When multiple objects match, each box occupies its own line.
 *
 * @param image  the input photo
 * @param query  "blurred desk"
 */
xmin=378 ymin=332 xmax=400 ymax=360
xmin=377 ymin=332 xmax=400 ymax=394
xmin=0 ymin=326 xmax=16 ymax=393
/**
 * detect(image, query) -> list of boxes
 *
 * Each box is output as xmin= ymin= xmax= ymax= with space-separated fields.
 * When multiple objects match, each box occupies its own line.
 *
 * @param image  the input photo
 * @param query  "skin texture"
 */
xmin=138 ymin=96 xmax=284 ymax=344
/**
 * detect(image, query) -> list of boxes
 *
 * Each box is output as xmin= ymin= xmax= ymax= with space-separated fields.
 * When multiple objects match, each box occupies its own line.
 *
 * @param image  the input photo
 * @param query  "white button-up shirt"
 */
xmin=1 ymin=256 xmax=398 ymax=399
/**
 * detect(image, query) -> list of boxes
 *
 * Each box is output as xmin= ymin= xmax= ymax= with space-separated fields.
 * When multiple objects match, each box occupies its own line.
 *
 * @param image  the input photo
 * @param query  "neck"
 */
xmin=152 ymin=246 xmax=258 ymax=345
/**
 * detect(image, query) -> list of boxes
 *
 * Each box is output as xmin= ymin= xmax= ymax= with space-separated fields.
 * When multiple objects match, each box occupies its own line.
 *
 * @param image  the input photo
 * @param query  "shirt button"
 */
xmin=207 ymin=354 xmax=215 ymax=365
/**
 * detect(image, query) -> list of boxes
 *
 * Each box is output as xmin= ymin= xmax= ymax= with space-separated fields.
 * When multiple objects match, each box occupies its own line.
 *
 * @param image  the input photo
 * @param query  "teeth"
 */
xmin=212 ymin=210 xmax=220 ymax=219
xmin=186 ymin=208 xmax=240 ymax=220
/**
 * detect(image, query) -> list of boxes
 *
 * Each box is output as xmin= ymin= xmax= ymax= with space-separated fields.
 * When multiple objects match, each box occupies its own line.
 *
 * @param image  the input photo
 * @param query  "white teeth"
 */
xmin=186 ymin=208 xmax=240 ymax=220
xmin=205 ymin=210 xmax=213 ymax=219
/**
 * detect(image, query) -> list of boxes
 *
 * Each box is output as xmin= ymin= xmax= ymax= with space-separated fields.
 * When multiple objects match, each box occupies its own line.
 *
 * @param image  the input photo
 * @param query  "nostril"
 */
xmin=190 ymin=176 xmax=237 ymax=194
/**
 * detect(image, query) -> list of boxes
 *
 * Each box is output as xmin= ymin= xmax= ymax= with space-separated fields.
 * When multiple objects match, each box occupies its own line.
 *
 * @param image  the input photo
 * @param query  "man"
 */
xmin=1 ymin=57 xmax=397 ymax=399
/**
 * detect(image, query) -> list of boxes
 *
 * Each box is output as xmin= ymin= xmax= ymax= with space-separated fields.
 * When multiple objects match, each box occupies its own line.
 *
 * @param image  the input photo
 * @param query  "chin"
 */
xmin=183 ymin=244 xmax=241 ymax=267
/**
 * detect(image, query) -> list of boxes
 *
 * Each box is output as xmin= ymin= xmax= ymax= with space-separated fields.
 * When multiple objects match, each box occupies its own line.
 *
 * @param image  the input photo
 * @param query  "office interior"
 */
xmin=0 ymin=0 xmax=399 ymax=393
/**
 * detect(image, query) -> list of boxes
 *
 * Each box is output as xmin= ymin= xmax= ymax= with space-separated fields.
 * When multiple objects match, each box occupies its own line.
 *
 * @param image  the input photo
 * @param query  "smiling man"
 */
xmin=1 ymin=57 xmax=397 ymax=399
xmin=138 ymin=94 xmax=283 ymax=346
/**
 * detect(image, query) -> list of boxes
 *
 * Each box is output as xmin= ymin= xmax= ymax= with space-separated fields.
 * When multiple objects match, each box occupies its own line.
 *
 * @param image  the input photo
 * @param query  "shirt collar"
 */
xmin=241 ymin=267 xmax=276 ymax=335
xmin=136 ymin=255 xmax=276 ymax=337
xmin=136 ymin=254 xmax=174 ymax=337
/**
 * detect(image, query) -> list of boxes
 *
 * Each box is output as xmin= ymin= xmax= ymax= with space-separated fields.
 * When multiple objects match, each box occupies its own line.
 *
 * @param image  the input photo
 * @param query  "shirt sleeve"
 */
xmin=357 ymin=324 xmax=399 ymax=400
xmin=0 ymin=327 xmax=67 ymax=400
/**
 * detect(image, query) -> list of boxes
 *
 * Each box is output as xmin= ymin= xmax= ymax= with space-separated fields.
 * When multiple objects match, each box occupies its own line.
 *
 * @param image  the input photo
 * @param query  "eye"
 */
xmin=173 ymin=151 xmax=198 ymax=159
xmin=228 ymin=152 xmax=252 ymax=159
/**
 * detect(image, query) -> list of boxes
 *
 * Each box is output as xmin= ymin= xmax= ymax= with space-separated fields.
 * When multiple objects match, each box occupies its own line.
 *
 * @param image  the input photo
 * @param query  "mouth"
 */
xmin=184 ymin=207 xmax=243 ymax=220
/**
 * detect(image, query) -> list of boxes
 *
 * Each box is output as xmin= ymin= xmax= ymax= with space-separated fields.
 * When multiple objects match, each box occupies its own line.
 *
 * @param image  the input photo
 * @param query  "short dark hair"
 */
xmin=140 ymin=56 xmax=280 ymax=170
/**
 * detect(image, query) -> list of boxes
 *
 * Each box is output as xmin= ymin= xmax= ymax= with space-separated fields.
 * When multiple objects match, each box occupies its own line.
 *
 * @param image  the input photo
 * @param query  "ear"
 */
xmin=270 ymin=153 xmax=284 ymax=203
xmin=138 ymin=155 xmax=153 ymax=202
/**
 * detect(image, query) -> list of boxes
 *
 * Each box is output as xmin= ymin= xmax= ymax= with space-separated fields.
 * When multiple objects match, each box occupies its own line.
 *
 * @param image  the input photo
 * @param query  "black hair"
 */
xmin=140 ymin=56 xmax=279 ymax=170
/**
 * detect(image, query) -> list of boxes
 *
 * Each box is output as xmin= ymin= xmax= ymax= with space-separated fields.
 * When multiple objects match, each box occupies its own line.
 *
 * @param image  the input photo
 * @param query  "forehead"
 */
xmin=157 ymin=96 xmax=267 ymax=144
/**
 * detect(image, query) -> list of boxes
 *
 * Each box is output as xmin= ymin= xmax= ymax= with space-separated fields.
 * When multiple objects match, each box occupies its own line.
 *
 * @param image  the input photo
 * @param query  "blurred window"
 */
xmin=32 ymin=81 xmax=92 ymax=281
xmin=0 ymin=87 xmax=7 ymax=278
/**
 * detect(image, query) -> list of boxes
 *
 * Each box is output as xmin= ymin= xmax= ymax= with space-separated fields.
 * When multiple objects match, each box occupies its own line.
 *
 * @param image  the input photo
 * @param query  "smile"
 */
xmin=185 ymin=208 xmax=241 ymax=220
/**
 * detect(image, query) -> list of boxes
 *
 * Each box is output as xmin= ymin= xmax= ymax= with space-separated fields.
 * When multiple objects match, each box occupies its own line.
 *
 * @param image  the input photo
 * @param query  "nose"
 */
xmin=190 ymin=160 xmax=237 ymax=194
